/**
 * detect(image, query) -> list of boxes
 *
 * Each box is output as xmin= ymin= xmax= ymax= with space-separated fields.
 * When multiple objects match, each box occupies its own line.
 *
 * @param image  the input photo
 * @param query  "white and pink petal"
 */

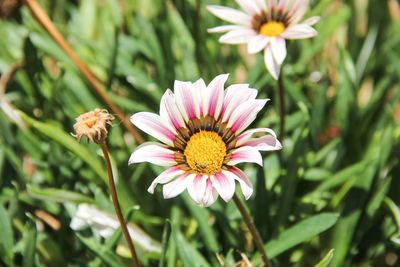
xmin=174 ymin=80 xmax=201 ymax=122
xmin=227 ymin=99 xmax=269 ymax=134
xmin=228 ymin=146 xmax=263 ymax=166
xmin=248 ymin=35 xmax=270 ymax=54
xmin=200 ymin=179 xmax=219 ymax=207
xmin=264 ymin=45 xmax=281 ymax=80
xmin=221 ymin=84 xmax=258 ymax=123
xmin=187 ymin=175 xmax=207 ymax=205
xmin=236 ymin=128 xmax=282 ymax=151
xmin=211 ymin=172 xmax=236 ymax=202
xmin=270 ymin=37 xmax=287 ymax=65
xmin=281 ymin=24 xmax=318 ymax=39
xmin=219 ymin=29 xmax=257 ymax=44
xmin=207 ymin=5 xmax=252 ymax=26
xmin=225 ymin=167 xmax=253 ymax=200
xmin=202 ymin=74 xmax=228 ymax=119
xmin=128 ymin=142 xmax=176 ymax=166
xmin=147 ymin=166 xmax=185 ymax=194
xmin=163 ymin=173 xmax=194 ymax=199
xmin=131 ymin=112 xmax=176 ymax=146
xmin=160 ymin=89 xmax=186 ymax=130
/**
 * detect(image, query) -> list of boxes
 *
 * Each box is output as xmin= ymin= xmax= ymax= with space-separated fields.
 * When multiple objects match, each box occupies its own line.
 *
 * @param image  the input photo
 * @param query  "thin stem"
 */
xmin=278 ymin=72 xmax=285 ymax=140
xmin=25 ymin=0 xmax=144 ymax=144
xmin=100 ymin=142 xmax=141 ymax=267
xmin=233 ymin=194 xmax=272 ymax=267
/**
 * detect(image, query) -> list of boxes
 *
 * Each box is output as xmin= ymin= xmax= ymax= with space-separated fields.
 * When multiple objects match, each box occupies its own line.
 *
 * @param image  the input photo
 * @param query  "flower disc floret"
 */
xmin=184 ymin=131 xmax=227 ymax=174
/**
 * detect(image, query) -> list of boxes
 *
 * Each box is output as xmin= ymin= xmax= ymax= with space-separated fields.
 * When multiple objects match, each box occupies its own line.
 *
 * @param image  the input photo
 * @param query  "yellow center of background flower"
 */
xmin=184 ymin=131 xmax=226 ymax=174
xmin=259 ymin=21 xmax=285 ymax=37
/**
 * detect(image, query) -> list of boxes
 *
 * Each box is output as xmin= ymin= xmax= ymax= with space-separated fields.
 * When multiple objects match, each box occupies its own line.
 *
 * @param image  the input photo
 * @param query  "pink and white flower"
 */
xmin=207 ymin=0 xmax=320 ymax=80
xmin=129 ymin=74 xmax=281 ymax=207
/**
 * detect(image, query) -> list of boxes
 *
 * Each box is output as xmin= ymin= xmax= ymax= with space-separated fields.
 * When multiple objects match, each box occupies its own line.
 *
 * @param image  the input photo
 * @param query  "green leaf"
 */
xmin=314 ymin=249 xmax=335 ymax=267
xmin=77 ymin=234 xmax=126 ymax=267
xmin=27 ymin=185 xmax=95 ymax=204
xmin=0 ymin=205 xmax=14 ymax=266
xmin=265 ymin=213 xmax=339 ymax=258
xmin=159 ymin=220 xmax=171 ymax=267
xmin=23 ymin=214 xmax=37 ymax=267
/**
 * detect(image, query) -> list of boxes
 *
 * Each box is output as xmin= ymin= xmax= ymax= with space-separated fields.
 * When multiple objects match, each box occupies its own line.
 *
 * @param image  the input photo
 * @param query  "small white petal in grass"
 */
xmin=207 ymin=0 xmax=319 ymax=80
xmin=147 ymin=167 xmax=185 ymax=194
xmin=264 ymin=46 xmax=280 ymax=80
xmin=219 ymin=29 xmax=257 ymax=44
xmin=129 ymin=75 xmax=281 ymax=206
xmin=70 ymin=204 xmax=161 ymax=253
xmin=131 ymin=112 xmax=176 ymax=146
xmin=281 ymin=24 xmax=318 ymax=39
xmin=128 ymin=142 xmax=176 ymax=166
xmin=228 ymin=146 xmax=263 ymax=166
xmin=248 ymin=35 xmax=270 ymax=54
xmin=207 ymin=5 xmax=252 ymax=26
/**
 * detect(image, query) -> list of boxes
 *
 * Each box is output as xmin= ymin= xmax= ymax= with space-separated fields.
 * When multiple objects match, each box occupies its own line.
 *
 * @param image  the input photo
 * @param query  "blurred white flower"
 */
xmin=208 ymin=0 xmax=320 ymax=79
xmin=70 ymin=204 xmax=161 ymax=253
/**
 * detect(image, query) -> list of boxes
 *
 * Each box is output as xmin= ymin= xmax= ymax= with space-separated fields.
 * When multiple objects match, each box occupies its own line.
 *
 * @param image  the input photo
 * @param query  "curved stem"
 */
xmin=25 ymin=0 xmax=144 ymax=144
xmin=100 ymin=142 xmax=141 ymax=267
xmin=278 ymin=73 xmax=285 ymax=140
xmin=233 ymin=194 xmax=272 ymax=267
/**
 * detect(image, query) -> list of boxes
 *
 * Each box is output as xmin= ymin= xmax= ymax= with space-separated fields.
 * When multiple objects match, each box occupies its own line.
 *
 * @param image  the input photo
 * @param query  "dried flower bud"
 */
xmin=73 ymin=108 xmax=114 ymax=144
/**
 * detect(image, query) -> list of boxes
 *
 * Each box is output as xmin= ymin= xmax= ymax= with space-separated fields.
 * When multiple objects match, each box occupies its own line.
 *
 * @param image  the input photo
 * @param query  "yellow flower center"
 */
xmin=184 ymin=131 xmax=226 ymax=174
xmin=259 ymin=21 xmax=285 ymax=37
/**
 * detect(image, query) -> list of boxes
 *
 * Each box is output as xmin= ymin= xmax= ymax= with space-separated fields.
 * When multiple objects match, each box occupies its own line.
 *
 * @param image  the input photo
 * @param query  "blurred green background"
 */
xmin=0 ymin=0 xmax=399 ymax=266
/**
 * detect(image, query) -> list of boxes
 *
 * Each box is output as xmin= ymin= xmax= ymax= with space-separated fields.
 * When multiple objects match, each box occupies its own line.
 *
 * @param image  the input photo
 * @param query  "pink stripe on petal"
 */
xmin=128 ymin=142 xmax=176 ymax=166
xmin=228 ymin=146 xmax=263 ymax=166
xmin=174 ymin=80 xmax=200 ymax=121
xmin=131 ymin=112 xmax=176 ymax=146
xmin=187 ymin=175 xmax=207 ymax=205
xmin=264 ymin=45 xmax=281 ymax=80
xmin=227 ymin=99 xmax=268 ymax=134
xmin=237 ymin=128 xmax=277 ymax=145
xmin=211 ymin=172 xmax=235 ymax=202
xmin=203 ymin=74 xmax=228 ymax=119
xmin=222 ymin=84 xmax=258 ymax=123
xmin=160 ymin=89 xmax=186 ymax=130
xmin=207 ymin=5 xmax=252 ymax=26
xmin=163 ymin=173 xmax=194 ymax=199
xmin=147 ymin=166 xmax=184 ymax=193
xmin=225 ymin=167 xmax=253 ymax=200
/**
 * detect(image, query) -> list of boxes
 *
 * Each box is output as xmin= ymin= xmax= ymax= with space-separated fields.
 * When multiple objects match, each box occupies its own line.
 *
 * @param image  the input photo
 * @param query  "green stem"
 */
xmin=278 ymin=72 xmax=285 ymax=140
xmin=100 ymin=142 xmax=141 ymax=267
xmin=233 ymin=194 xmax=272 ymax=267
